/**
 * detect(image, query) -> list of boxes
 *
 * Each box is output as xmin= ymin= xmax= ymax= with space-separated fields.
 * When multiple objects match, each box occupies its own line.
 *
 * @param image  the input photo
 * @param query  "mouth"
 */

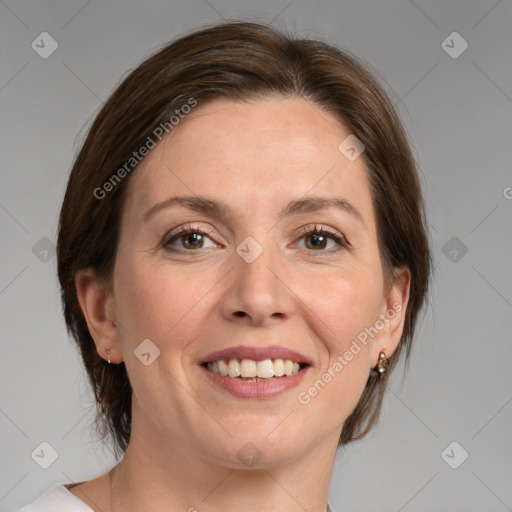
xmin=201 ymin=358 xmax=310 ymax=381
xmin=198 ymin=346 xmax=312 ymax=398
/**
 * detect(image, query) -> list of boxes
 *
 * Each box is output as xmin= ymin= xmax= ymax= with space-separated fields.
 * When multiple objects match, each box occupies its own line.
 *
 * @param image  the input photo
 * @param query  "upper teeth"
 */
xmin=206 ymin=358 xmax=301 ymax=378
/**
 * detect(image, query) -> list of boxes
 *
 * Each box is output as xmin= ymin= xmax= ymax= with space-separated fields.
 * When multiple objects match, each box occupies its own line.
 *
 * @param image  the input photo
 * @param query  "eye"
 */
xmin=162 ymin=223 xmax=349 ymax=254
xmin=163 ymin=224 xmax=218 ymax=252
xmin=296 ymin=225 xmax=350 ymax=252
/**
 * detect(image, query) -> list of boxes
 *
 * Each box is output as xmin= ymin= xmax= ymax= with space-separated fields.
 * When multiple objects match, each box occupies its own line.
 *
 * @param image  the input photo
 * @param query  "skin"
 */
xmin=73 ymin=97 xmax=410 ymax=511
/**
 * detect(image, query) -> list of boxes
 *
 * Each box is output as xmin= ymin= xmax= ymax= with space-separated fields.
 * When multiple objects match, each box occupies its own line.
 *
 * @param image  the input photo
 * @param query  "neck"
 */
xmin=109 ymin=413 xmax=340 ymax=512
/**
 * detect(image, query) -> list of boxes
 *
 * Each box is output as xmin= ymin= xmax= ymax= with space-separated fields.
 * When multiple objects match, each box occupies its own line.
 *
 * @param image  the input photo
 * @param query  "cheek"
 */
xmin=113 ymin=253 xmax=215 ymax=348
xmin=303 ymin=271 xmax=381 ymax=352
xmin=297 ymin=283 xmax=375 ymax=424
xmin=112 ymin=255 xmax=215 ymax=409
xmin=296 ymin=270 xmax=381 ymax=414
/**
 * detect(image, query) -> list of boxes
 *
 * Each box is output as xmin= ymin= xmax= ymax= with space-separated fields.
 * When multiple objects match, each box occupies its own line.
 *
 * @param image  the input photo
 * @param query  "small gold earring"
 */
xmin=375 ymin=351 xmax=388 ymax=375
xmin=106 ymin=348 xmax=111 ymax=365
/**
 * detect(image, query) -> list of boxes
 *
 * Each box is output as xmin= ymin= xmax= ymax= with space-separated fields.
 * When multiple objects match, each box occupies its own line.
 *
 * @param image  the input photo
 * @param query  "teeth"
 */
xmin=273 ymin=359 xmax=285 ymax=377
xmin=218 ymin=360 xmax=229 ymax=376
xmin=228 ymin=358 xmax=241 ymax=378
xmin=205 ymin=358 xmax=303 ymax=379
xmin=256 ymin=359 xmax=274 ymax=378
xmin=240 ymin=359 xmax=257 ymax=378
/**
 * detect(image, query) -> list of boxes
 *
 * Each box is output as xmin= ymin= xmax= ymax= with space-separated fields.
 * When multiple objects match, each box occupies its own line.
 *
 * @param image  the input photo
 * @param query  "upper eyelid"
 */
xmin=165 ymin=222 xmax=213 ymax=236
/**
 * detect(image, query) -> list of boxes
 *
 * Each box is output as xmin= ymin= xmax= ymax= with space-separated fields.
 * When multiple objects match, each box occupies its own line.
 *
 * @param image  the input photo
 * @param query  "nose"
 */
xmin=220 ymin=239 xmax=294 ymax=327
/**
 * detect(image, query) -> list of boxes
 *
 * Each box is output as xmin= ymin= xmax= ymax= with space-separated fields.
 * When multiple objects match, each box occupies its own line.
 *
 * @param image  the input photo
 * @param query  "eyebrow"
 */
xmin=142 ymin=195 xmax=365 ymax=227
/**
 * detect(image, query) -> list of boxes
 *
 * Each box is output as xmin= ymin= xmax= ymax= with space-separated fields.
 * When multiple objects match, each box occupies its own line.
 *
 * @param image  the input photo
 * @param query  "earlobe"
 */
xmin=372 ymin=266 xmax=411 ymax=365
xmin=75 ymin=268 xmax=122 ymax=364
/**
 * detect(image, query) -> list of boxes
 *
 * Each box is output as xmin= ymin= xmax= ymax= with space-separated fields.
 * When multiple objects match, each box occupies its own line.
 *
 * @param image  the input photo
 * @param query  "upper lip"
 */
xmin=200 ymin=345 xmax=312 ymax=365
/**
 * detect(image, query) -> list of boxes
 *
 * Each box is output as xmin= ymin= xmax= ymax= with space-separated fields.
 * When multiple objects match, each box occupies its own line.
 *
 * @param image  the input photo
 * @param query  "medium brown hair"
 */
xmin=57 ymin=20 xmax=431 ymax=457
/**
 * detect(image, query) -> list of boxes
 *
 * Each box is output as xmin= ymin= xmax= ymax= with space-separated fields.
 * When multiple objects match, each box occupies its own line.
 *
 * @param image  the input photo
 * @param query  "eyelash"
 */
xmin=162 ymin=223 xmax=350 ymax=255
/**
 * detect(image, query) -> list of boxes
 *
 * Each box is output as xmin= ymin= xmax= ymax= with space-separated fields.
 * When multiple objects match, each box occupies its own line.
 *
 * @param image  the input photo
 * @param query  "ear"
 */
xmin=75 ymin=268 xmax=123 ymax=364
xmin=371 ymin=265 xmax=411 ymax=367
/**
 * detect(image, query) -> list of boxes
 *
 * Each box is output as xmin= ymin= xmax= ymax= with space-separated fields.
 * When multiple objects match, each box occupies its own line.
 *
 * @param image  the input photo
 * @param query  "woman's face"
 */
xmin=105 ymin=97 xmax=408 ymax=467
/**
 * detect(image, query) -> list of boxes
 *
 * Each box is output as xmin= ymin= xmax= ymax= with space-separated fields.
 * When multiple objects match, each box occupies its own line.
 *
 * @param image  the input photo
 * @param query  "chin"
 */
xmin=201 ymin=421 xmax=312 ymax=470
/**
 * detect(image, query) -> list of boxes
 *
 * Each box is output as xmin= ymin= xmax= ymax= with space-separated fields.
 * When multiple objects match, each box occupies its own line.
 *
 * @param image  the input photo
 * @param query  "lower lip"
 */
xmin=199 ymin=364 xmax=310 ymax=398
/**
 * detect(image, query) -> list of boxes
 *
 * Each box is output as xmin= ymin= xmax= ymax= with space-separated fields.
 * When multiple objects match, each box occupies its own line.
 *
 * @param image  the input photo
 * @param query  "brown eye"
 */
xmin=180 ymin=232 xmax=204 ymax=249
xmin=297 ymin=225 xmax=349 ymax=252
xmin=163 ymin=226 xmax=217 ymax=252
xmin=305 ymin=232 xmax=329 ymax=250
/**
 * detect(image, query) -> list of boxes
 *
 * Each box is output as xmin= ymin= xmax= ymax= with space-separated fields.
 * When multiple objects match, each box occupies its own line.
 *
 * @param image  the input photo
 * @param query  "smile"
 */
xmin=203 ymin=358 xmax=308 ymax=380
xmin=199 ymin=345 xmax=312 ymax=398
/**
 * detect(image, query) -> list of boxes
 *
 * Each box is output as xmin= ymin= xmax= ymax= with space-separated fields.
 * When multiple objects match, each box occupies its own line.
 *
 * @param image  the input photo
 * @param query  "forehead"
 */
xmin=125 ymin=97 xmax=374 ymax=225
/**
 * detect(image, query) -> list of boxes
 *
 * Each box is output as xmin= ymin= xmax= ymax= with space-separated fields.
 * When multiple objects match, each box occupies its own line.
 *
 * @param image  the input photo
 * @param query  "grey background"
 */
xmin=1 ymin=1 xmax=511 ymax=511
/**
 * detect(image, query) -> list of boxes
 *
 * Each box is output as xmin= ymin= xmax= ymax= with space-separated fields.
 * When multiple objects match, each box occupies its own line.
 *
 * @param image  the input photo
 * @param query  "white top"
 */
xmin=16 ymin=485 xmax=93 ymax=511
xmin=17 ymin=484 xmax=336 ymax=511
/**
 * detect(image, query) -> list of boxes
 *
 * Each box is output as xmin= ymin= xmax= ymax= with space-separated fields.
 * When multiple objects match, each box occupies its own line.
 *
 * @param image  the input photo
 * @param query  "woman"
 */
xmin=18 ymin=20 xmax=431 ymax=512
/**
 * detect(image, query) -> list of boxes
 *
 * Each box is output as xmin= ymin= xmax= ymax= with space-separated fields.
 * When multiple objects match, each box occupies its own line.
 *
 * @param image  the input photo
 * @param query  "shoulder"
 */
xmin=15 ymin=485 xmax=93 ymax=512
